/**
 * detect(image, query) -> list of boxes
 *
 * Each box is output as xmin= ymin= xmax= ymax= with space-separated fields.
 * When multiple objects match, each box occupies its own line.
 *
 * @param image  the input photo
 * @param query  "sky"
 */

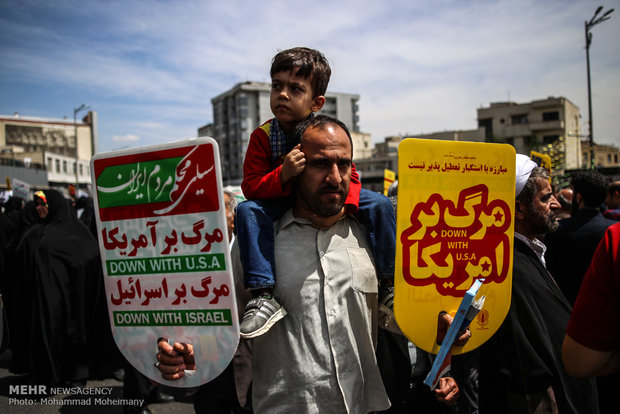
xmin=1 ymin=0 xmax=619 ymax=154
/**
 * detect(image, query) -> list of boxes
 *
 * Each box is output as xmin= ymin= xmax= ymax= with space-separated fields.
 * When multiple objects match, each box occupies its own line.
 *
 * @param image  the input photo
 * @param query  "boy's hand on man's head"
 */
xmin=281 ymin=144 xmax=306 ymax=185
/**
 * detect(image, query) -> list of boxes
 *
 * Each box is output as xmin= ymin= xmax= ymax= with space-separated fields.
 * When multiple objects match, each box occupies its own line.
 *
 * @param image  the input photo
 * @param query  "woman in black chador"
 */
xmin=17 ymin=189 xmax=101 ymax=386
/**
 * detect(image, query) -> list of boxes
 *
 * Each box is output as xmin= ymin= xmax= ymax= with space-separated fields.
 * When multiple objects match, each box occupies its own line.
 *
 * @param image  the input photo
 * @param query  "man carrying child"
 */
xmin=236 ymin=47 xmax=396 ymax=338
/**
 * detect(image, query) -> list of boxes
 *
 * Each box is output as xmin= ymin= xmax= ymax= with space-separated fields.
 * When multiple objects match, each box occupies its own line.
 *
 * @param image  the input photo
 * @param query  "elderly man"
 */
xmin=477 ymin=155 xmax=598 ymax=413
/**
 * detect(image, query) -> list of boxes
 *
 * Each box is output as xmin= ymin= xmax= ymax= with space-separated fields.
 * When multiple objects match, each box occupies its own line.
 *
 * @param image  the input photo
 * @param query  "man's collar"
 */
xmin=515 ymin=231 xmax=547 ymax=266
xmin=276 ymin=208 xmax=353 ymax=233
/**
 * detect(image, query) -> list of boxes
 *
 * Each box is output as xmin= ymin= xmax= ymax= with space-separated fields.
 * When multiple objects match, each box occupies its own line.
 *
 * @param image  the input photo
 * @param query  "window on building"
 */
xmin=525 ymin=136 xmax=538 ymax=148
xmin=608 ymin=154 xmax=612 ymax=164
xmin=583 ymin=152 xmax=589 ymax=165
xmin=47 ymin=157 xmax=52 ymax=171
xmin=55 ymin=159 xmax=60 ymax=172
xmin=478 ymin=118 xmax=493 ymax=140
xmin=62 ymin=160 xmax=67 ymax=173
xmin=542 ymin=111 xmax=560 ymax=121
xmin=511 ymin=114 xmax=528 ymax=124
xmin=615 ymin=154 xmax=619 ymax=164
xmin=79 ymin=164 xmax=83 ymax=176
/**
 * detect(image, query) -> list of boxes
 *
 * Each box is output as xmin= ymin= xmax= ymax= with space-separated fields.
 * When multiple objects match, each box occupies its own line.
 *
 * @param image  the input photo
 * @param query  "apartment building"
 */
xmin=477 ymin=97 xmax=582 ymax=170
xmin=0 ymin=112 xmax=98 ymax=189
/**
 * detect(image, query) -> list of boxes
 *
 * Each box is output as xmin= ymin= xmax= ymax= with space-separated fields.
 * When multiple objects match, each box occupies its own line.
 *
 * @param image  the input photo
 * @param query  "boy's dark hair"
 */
xmin=570 ymin=170 xmax=609 ymax=208
xmin=294 ymin=114 xmax=353 ymax=156
xmin=270 ymin=47 xmax=331 ymax=97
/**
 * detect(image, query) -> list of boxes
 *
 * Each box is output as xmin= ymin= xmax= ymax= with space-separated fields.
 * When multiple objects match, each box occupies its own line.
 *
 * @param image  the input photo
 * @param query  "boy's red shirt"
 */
xmin=241 ymin=119 xmax=361 ymax=211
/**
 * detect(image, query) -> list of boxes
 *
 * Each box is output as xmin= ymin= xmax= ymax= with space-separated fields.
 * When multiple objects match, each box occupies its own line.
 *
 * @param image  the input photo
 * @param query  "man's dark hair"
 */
xmin=294 ymin=114 xmax=353 ymax=156
xmin=570 ymin=170 xmax=609 ymax=208
xmin=517 ymin=167 xmax=550 ymax=206
xmin=270 ymin=47 xmax=331 ymax=97
xmin=608 ymin=181 xmax=620 ymax=197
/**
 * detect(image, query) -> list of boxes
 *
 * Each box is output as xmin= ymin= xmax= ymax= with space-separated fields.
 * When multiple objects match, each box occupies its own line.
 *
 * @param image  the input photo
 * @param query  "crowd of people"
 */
xmin=155 ymin=46 xmax=620 ymax=414
xmin=0 ymin=189 xmax=186 ymax=412
xmin=0 ymin=189 xmax=111 ymax=386
xmin=1 ymin=46 xmax=619 ymax=414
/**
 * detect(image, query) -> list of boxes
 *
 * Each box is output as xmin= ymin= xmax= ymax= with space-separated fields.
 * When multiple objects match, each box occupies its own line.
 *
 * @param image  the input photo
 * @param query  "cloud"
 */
xmin=1 ymin=0 xmax=618 ymax=152
xmin=112 ymin=134 xmax=140 ymax=142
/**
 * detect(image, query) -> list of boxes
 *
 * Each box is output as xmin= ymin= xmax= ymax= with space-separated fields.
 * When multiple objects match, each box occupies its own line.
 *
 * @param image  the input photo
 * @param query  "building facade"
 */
xmin=0 ymin=112 xmax=98 ymax=190
xmin=476 ymin=97 xmax=582 ymax=171
xmin=581 ymin=140 xmax=620 ymax=168
xmin=351 ymin=131 xmax=373 ymax=161
xmin=210 ymin=81 xmax=360 ymax=185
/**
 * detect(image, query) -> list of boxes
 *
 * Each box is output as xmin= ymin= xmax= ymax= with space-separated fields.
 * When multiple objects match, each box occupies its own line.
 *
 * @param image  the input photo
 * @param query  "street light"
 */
xmin=74 ymin=103 xmax=90 ymax=190
xmin=585 ymin=5 xmax=614 ymax=169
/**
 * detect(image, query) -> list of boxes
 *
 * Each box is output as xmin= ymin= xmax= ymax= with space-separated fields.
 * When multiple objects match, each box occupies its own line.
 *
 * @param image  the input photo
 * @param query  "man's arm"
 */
xmin=562 ymin=334 xmax=620 ymax=378
xmin=563 ymin=223 xmax=620 ymax=378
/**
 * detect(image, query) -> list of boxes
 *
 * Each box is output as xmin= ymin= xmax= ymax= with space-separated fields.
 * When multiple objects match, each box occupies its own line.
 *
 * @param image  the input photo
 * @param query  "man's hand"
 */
xmin=155 ymin=338 xmax=196 ymax=380
xmin=280 ymin=144 xmax=305 ymax=185
xmin=437 ymin=312 xmax=471 ymax=346
xmin=434 ymin=376 xmax=460 ymax=405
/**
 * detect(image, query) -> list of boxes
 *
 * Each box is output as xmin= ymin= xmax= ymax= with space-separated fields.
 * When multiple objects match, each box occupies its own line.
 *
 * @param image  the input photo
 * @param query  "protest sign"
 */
xmin=395 ymin=139 xmax=515 ymax=354
xmin=530 ymin=150 xmax=552 ymax=174
xmin=91 ymin=138 xmax=238 ymax=387
xmin=11 ymin=177 xmax=30 ymax=200
xmin=384 ymin=169 xmax=396 ymax=195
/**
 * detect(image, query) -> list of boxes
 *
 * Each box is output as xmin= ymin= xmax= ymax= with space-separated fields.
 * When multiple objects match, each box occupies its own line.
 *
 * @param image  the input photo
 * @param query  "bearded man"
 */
xmin=477 ymin=155 xmax=599 ymax=414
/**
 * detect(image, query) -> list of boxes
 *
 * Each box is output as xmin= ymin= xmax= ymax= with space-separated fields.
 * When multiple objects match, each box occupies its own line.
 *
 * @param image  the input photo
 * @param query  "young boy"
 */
xmin=236 ymin=47 xmax=396 ymax=339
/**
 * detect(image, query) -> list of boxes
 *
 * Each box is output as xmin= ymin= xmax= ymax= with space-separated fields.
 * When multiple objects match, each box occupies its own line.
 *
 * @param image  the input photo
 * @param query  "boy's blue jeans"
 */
xmin=235 ymin=189 xmax=396 ymax=290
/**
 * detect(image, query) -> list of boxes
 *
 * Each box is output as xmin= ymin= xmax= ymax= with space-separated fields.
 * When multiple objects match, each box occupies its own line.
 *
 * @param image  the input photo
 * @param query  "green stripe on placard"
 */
xmin=113 ymin=309 xmax=233 ymax=326
xmin=106 ymin=253 xmax=225 ymax=275
xmin=96 ymin=157 xmax=183 ymax=208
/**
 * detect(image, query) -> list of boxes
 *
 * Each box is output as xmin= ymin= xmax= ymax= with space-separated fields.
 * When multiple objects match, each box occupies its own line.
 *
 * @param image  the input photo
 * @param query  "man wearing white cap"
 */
xmin=476 ymin=155 xmax=599 ymax=413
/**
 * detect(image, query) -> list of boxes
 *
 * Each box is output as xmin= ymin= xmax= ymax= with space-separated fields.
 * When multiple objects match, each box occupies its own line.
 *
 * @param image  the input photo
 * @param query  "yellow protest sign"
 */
xmin=395 ymin=139 xmax=515 ymax=355
xmin=384 ymin=169 xmax=396 ymax=195
xmin=530 ymin=151 xmax=552 ymax=174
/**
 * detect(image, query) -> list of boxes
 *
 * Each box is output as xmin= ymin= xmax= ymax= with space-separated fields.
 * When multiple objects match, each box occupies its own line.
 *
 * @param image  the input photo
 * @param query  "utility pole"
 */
xmin=585 ymin=6 xmax=614 ymax=169
xmin=73 ymin=104 xmax=90 ymax=190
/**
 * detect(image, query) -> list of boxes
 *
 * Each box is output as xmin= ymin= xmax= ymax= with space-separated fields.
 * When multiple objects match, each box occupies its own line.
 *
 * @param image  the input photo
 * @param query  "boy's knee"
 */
xmin=237 ymin=200 xmax=256 ymax=212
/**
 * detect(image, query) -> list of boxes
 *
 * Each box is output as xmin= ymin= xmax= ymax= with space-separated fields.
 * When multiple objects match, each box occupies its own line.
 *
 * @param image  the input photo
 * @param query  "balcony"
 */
xmin=529 ymin=120 xmax=564 ymax=131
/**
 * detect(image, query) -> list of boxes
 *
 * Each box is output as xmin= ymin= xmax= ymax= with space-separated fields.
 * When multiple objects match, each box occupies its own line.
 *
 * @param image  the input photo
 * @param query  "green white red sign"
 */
xmin=91 ymin=138 xmax=238 ymax=387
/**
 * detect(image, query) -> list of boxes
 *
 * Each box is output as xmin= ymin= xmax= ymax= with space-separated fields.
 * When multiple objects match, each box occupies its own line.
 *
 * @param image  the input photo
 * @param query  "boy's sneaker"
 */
xmin=378 ymin=286 xmax=404 ymax=335
xmin=239 ymin=295 xmax=287 ymax=339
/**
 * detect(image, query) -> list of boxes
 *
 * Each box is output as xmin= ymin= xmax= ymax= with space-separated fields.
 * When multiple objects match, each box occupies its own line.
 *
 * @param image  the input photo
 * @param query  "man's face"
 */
xmin=521 ymin=177 xmax=560 ymax=236
xmin=296 ymin=124 xmax=352 ymax=217
xmin=606 ymin=190 xmax=620 ymax=209
xmin=270 ymin=70 xmax=320 ymax=131
xmin=35 ymin=198 xmax=48 ymax=219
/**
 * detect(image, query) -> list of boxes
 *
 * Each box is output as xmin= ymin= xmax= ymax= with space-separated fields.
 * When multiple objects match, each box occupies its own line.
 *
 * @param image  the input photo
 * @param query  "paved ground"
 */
xmin=0 ymin=350 xmax=195 ymax=413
